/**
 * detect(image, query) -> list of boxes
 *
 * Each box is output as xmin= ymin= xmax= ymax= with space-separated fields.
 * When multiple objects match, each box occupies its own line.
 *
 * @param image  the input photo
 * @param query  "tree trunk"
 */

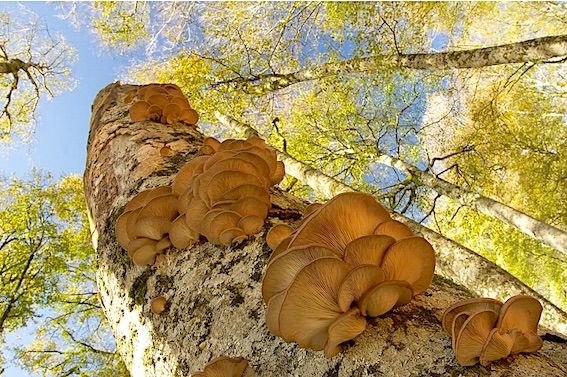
xmin=373 ymin=151 xmax=567 ymax=256
xmin=215 ymin=34 xmax=567 ymax=95
xmin=215 ymin=113 xmax=567 ymax=335
xmin=85 ymin=83 xmax=566 ymax=377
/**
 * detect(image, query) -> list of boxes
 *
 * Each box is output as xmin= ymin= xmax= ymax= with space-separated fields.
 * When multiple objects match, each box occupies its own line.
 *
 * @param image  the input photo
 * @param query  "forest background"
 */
xmin=0 ymin=2 xmax=566 ymax=376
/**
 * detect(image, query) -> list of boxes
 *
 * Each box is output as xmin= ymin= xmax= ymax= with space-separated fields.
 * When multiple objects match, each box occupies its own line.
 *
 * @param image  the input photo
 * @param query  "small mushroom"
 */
xmin=129 ymin=101 xmax=150 ymax=122
xmin=336 ymin=264 xmax=385 ymax=312
xmin=358 ymin=280 xmax=413 ymax=317
xmin=192 ymin=356 xmax=249 ymax=377
xmin=442 ymin=297 xmax=503 ymax=333
xmin=150 ymin=296 xmax=167 ymax=314
xmin=373 ymin=219 xmax=413 ymax=240
xmin=266 ymin=224 xmax=293 ymax=251
xmin=454 ymin=309 xmax=498 ymax=366
xmin=324 ymin=307 xmax=367 ymax=358
xmin=343 ymin=235 xmax=395 ymax=267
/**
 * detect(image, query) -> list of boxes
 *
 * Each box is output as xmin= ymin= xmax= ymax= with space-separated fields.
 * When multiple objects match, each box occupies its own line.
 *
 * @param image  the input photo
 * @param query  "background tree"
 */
xmin=0 ymin=173 xmax=127 ymax=376
xmin=0 ymin=8 xmax=75 ymax=145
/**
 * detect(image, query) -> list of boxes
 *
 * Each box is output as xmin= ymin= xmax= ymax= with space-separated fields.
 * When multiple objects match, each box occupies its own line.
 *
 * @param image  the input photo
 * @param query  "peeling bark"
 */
xmin=215 ymin=113 xmax=567 ymax=335
xmin=86 ymin=83 xmax=567 ymax=377
xmin=215 ymin=34 xmax=567 ymax=95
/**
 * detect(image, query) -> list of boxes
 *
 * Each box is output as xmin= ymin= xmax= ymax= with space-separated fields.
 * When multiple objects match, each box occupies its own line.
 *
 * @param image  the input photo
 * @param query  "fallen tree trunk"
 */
xmin=84 ymin=83 xmax=566 ymax=377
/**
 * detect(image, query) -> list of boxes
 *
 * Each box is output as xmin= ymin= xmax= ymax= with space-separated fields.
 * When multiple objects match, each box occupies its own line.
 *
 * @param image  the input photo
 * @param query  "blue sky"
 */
xmin=0 ymin=3 xmax=141 ymax=376
xmin=0 ymin=2 xmax=137 ymax=179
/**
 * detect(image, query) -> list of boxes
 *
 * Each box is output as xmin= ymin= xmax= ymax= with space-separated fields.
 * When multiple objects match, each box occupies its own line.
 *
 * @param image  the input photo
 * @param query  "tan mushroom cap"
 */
xmin=205 ymin=171 xmax=264 ymax=206
xmin=132 ymin=244 xmax=158 ymax=266
xmin=374 ymin=220 xmax=413 ymax=240
xmin=343 ymin=235 xmax=396 ymax=267
xmin=126 ymin=238 xmax=156 ymax=258
xmin=271 ymin=160 xmax=285 ymax=184
xmin=496 ymin=295 xmax=542 ymax=336
xmin=181 ymin=108 xmax=199 ymax=125
xmin=266 ymin=235 xmax=293 ymax=264
xmin=199 ymin=159 xmax=270 ymax=194
xmin=219 ymin=227 xmax=246 ymax=246
xmin=237 ymin=215 xmax=264 ymax=236
xmin=170 ymin=215 xmax=199 ymax=249
xmin=266 ymin=224 xmax=293 ymax=251
xmin=160 ymin=146 xmax=175 ymax=157
xmin=172 ymin=156 xmax=208 ymax=196
xmin=359 ymin=280 xmax=413 ymax=317
xmin=216 ymin=184 xmax=270 ymax=206
xmin=336 ymin=264 xmax=385 ymax=312
xmin=125 ymin=186 xmax=173 ymax=212
xmin=279 ymin=258 xmax=350 ymax=351
xmin=441 ymin=297 xmax=503 ymax=333
xmin=266 ymin=291 xmax=286 ymax=336
xmin=200 ymin=145 xmax=216 ymax=155
xmin=288 ymin=192 xmax=391 ymax=254
xmin=203 ymin=210 xmax=241 ymax=244
xmin=133 ymin=217 xmax=172 ymax=240
xmin=126 ymin=208 xmax=143 ymax=239
xmin=147 ymin=94 xmax=169 ymax=108
xmin=115 ymin=211 xmax=133 ymax=249
xmin=193 ymin=356 xmax=248 ymax=377
xmin=454 ymin=309 xmax=498 ymax=366
xmin=129 ymin=101 xmax=150 ymax=122
xmin=262 ymin=247 xmax=338 ymax=303
xmin=203 ymin=137 xmax=221 ymax=152
xmin=379 ymin=236 xmax=435 ymax=295
xmin=155 ymin=237 xmax=172 ymax=252
xmin=185 ymin=197 xmax=209 ymax=233
xmin=451 ymin=312 xmax=470 ymax=351
xmin=138 ymin=194 xmax=180 ymax=221
xmin=324 ymin=307 xmax=367 ymax=358
xmin=150 ymin=296 xmax=167 ymax=314
xmin=479 ymin=328 xmax=515 ymax=366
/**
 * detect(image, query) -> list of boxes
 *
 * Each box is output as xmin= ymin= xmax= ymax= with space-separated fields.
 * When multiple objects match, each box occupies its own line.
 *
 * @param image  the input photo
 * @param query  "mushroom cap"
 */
xmin=441 ymin=297 xmax=503 ymax=333
xmin=155 ymin=237 xmax=172 ymax=252
xmin=358 ymin=280 xmax=413 ymax=317
xmin=129 ymin=101 xmax=150 ymax=122
xmin=336 ymin=264 xmax=385 ymax=312
xmin=170 ymin=215 xmax=199 ymax=249
xmin=180 ymin=108 xmax=199 ymax=125
xmin=454 ymin=309 xmax=498 ymax=366
xmin=278 ymin=258 xmax=350 ymax=351
xmin=479 ymin=328 xmax=515 ymax=366
xmin=379 ymin=236 xmax=435 ymax=295
xmin=266 ymin=235 xmax=293 ymax=264
xmin=266 ymin=224 xmax=293 ymax=251
xmin=218 ymin=227 xmax=246 ymax=246
xmin=288 ymin=192 xmax=391 ymax=254
xmin=150 ymin=296 xmax=167 ymax=314
xmin=132 ymin=244 xmax=158 ymax=266
xmin=125 ymin=186 xmax=172 ymax=212
xmin=147 ymin=94 xmax=169 ymax=108
xmin=324 ymin=307 xmax=367 ymax=358
xmin=374 ymin=220 xmax=413 ymax=240
xmin=133 ymin=217 xmax=172 ymax=240
xmin=203 ymin=137 xmax=220 ymax=151
xmin=215 ymin=184 xmax=270 ymax=206
xmin=202 ymin=210 xmax=241 ymax=244
xmin=343 ymin=235 xmax=396 ymax=267
xmin=205 ymin=171 xmax=264 ymax=206
xmin=451 ymin=312 xmax=470 ymax=351
xmin=115 ymin=211 xmax=133 ymax=249
xmin=194 ymin=356 xmax=248 ymax=377
xmin=271 ymin=160 xmax=285 ymax=184
xmin=185 ymin=197 xmax=209 ymax=234
xmin=237 ymin=215 xmax=264 ymax=236
xmin=138 ymin=194 xmax=180 ymax=221
xmin=496 ymin=295 xmax=542 ymax=336
xmin=172 ymin=156 xmax=208 ymax=196
xmin=126 ymin=237 xmax=157 ymax=258
xmin=200 ymin=145 xmax=216 ymax=155
xmin=262 ymin=247 xmax=338 ymax=303
xmin=160 ymin=146 xmax=175 ymax=157
xmin=266 ymin=291 xmax=286 ymax=336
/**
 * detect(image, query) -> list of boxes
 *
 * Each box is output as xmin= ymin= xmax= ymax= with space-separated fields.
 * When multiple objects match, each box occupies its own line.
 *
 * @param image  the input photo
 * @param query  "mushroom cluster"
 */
xmin=174 ymin=136 xmax=285 ymax=246
xmin=115 ymin=186 xmax=197 ymax=266
xmin=441 ymin=295 xmax=543 ymax=366
xmin=262 ymin=192 xmax=436 ymax=357
xmin=126 ymin=83 xmax=199 ymax=126
xmin=192 ymin=356 xmax=249 ymax=377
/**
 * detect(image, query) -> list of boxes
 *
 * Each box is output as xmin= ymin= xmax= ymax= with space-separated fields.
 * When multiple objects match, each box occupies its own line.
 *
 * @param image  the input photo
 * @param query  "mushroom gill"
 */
xmin=173 ymin=136 xmax=284 ymax=245
xmin=192 ymin=356 xmax=249 ymax=377
xmin=261 ymin=192 xmax=436 ymax=357
xmin=126 ymin=83 xmax=199 ymax=127
xmin=441 ymin=294 xmax=544 ymax=366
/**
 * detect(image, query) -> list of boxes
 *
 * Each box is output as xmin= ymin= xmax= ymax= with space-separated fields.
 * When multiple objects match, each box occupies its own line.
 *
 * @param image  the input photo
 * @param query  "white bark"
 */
xmin=374 ymin=152 xmax=567 ymax=256
xmin=214 ymin=35 xmax=567 ymax=95
xmin=85 ymin=84 xmax=567 ymax=377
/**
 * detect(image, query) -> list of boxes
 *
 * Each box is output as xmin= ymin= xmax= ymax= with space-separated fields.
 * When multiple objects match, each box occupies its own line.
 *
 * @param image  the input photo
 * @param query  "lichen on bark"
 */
xmin=85 ymin=82 xmax=567 ymax=376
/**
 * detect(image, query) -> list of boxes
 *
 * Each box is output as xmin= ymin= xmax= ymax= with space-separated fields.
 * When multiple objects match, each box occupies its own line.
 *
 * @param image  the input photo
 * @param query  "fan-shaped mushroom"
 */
xmin=192 ymin=356 xmax=249 ymax=377
xmin=150 ymin=296 xmax=167 ymax=314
